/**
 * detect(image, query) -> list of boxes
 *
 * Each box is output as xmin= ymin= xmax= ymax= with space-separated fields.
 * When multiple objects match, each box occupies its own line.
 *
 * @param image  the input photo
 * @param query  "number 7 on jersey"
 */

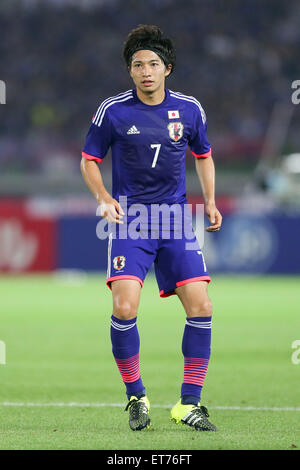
xmin=150 ymin=144 xmax=161 ymax=168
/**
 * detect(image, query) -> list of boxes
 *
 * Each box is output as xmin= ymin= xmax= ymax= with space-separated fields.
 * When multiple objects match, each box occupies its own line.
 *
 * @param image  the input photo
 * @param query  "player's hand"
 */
xmin=99 ymin=195 xmax=124 ymax=224
xmin=205 ymin=201 xmax=222 ymax=232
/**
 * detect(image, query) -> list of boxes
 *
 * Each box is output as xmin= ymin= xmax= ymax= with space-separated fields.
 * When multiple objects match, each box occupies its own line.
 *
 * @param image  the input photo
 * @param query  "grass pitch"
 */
xmin=0 ymin=273 xmax=299 ymax=450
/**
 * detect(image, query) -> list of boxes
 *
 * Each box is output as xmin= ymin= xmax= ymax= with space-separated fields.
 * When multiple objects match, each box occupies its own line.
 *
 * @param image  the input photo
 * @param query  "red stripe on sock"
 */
xmin=115 ymin=353 xmax=141 ymax=383
xmin=183 ymin=357 xmax=209 ymax=387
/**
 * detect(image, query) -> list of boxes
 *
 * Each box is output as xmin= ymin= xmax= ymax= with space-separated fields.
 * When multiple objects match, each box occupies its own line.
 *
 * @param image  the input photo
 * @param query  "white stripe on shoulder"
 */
xmin=94 ymin=94 xmax=134 ymax=127
xmin=93 ymin=89 xmax=132 ymax=123
xmin=169 ymin=90 xmax=203 ymax=106
xmin=169 ymin=90 xmax=207 ymax=124
xmin=93 ymin=90 xmax=133 ymax=126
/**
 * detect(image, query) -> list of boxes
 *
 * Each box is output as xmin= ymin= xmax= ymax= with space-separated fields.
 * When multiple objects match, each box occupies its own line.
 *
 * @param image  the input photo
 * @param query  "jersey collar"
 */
xmin=132 ymin=88 xmax=170 ymax=108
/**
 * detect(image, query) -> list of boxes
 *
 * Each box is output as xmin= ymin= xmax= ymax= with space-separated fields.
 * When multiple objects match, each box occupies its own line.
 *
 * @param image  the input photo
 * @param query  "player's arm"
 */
xmin=195 ymin=155 xmax=222 ymax=232
xmin=80 ymin=157 xmax=124 ymax=224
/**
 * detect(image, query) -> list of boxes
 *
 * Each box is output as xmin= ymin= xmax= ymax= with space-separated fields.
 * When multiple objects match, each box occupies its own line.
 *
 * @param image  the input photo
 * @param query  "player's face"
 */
xmin=129 ymin=50 xmax=171 ymax=94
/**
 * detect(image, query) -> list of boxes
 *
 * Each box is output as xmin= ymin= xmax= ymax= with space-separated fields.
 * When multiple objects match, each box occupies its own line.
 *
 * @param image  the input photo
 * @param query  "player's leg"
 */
xmin=177 ymin=280 xmax=212 ymax=405
xmin=110 ymin=279 xmax=150 ymax=430
xmin=107 ymin=232 xmax=156 ymax=430
xmin=171 ymin=281 xmax=217 ymax=431
xmin=154 ymin=221 xmax=217 ymax=430
xmin=110 ymin=279 xmax=146 ymax=401
xmin=112 ymin=278 xmax=141 ymax=320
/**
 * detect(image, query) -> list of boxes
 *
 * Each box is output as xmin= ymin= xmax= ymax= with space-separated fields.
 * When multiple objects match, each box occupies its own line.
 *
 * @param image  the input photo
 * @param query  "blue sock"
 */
xmin=110 ymin=315 xmax=145 ymax=399
xmin=181 ymin=316 xmax=212 ymax=405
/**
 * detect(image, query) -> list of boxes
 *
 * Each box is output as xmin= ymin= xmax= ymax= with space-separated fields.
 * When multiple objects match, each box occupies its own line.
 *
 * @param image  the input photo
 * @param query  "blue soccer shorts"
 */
xmin=105 ymin=207 xmax=211 ymax=298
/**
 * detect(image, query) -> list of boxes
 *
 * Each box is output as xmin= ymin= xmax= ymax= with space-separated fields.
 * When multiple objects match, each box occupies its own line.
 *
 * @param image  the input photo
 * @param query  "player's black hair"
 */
xmin=123 ymin=24 xmax=176 ymax=75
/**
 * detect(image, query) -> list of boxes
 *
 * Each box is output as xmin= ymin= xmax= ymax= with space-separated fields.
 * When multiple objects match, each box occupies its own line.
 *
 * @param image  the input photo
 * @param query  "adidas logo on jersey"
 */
xmin=127 ymin=125 xmax=140 ymax=134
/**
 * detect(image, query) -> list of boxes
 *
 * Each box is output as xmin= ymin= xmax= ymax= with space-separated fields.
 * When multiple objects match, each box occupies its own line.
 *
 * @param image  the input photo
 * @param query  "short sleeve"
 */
xmin=188 ymin=102 xmax=212 ymax=159
xmin=82 ymin=107 xmax=113 ymax=163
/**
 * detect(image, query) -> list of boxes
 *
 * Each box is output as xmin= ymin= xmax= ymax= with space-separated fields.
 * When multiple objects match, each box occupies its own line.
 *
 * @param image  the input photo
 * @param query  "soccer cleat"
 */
xmin=170 ymin=400 xmax=217 ymax=431
xmin=124 ymin=396 xmax=151 ymax=431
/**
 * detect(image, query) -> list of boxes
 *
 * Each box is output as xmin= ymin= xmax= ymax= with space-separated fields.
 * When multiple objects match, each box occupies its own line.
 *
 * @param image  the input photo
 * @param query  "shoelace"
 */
xmin=197 ymin=405 xmax=209 ymax=417
xmin=124 ymin=398 xmax=138 ymax=411
xmin=124 ymin=398 xmax=147 ymax=418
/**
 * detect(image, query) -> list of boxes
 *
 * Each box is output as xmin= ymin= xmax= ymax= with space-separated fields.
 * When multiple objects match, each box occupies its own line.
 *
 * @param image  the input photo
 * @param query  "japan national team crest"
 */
xmin=167 ymin=122 xmax=184 ymax=142
xmin=113 ymin=255 xmax=126 ymax=271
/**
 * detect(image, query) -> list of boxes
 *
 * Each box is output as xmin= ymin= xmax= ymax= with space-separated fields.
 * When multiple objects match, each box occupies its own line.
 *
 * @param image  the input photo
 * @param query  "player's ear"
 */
xmin=165 ymin=64 xmax=172 ymax=77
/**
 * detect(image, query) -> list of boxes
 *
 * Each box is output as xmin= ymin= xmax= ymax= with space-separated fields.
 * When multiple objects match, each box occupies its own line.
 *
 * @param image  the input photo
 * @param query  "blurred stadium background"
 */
xmin=0 ymin=0 xmax=300 ymax=274
xmin=0 ymin=0 xmax=299 ymax=450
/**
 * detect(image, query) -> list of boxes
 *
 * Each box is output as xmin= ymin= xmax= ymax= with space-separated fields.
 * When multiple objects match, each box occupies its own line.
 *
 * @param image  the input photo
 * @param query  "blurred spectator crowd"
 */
xmin=0 ymin=0 xmax=300 ymax=175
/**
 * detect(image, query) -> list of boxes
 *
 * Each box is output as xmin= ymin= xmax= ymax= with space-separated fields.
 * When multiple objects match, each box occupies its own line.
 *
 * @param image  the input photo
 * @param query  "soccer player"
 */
xmin=80 ymin=25 xmax=222 ymax=432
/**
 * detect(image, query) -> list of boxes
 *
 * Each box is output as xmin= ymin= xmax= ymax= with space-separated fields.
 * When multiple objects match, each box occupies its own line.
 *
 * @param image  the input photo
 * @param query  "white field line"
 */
xmin=0 ymin=402 xmax=299 ymax=412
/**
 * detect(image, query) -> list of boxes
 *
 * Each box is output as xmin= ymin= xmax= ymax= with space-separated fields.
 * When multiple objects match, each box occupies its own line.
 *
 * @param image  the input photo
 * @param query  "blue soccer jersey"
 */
xmin=82 ymin=88 xmax=211 ymax=205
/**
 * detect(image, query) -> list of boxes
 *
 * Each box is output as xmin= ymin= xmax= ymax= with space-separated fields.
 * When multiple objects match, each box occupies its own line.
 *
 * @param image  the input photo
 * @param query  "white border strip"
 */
xmin=0 ymin=402 xmax=299 ymax=411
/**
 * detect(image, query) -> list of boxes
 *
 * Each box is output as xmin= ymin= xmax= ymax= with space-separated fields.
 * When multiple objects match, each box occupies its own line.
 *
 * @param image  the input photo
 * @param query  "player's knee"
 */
xmin=187 ymin=298 xmax=213 ymax=317
xmin=113 ymin=299 xmax=138 ymax=320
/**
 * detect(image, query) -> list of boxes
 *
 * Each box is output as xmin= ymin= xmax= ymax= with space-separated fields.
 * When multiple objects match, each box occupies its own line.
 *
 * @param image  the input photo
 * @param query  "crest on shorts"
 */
xmin=113 ymin=255 xmax=126 ymax=271
xmin=167 ymin=122 xmax=184 ymax=141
